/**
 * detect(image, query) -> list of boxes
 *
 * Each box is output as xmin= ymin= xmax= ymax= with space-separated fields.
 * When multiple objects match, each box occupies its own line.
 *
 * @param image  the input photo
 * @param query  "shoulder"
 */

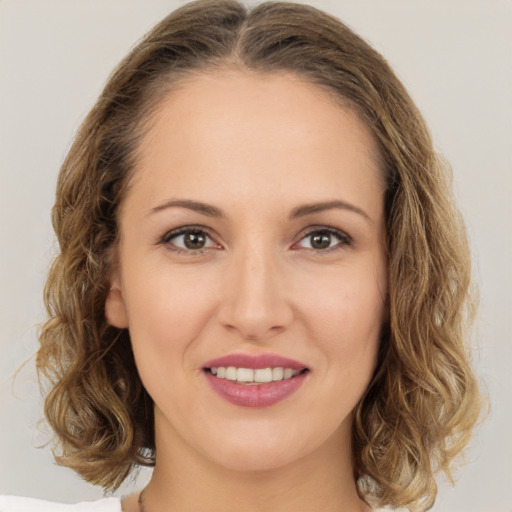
xmin=0 ymin=496 xmax=122 ymax=511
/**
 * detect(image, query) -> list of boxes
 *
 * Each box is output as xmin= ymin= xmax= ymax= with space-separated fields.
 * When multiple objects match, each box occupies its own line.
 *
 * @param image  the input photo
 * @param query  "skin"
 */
xmin=106 ymin=69 xmax=387 ymax=512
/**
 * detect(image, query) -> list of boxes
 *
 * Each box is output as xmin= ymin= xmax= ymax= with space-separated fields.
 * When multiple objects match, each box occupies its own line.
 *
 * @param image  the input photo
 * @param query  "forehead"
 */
xmin=126 ymin=69 xmax=384 ymax=217
xmin=142 ymin=69 xmax=380 ymax=164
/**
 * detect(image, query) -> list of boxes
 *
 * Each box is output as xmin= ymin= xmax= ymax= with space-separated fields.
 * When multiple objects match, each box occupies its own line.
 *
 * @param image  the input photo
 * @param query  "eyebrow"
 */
xmin=149 ymin=199 xmax=225 ymax=218
xmin=149 ymin=198 xmax=371 ymax=222
xmin=289 ymin=200 xmax=372 ymax=222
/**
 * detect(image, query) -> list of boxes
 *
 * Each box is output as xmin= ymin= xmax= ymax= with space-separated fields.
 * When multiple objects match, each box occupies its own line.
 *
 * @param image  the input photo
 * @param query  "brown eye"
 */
xmin=162 ymin=228 xmax=217 ymax=252
xmin=296 ymin=228 xmax=351 ymax=251
xmin=183 ymin=231 xmax=207 ymax=249
xmin=310 ymin=232 xmax=331 ymax=249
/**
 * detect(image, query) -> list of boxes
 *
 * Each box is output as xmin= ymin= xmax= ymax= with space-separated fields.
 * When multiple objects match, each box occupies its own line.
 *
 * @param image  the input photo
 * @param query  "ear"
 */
xmin=105 ymin=267 xmax=129 ymax=329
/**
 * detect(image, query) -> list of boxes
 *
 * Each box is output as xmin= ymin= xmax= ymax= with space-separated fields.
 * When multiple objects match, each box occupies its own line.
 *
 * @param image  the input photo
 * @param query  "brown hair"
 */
xmin=37 ymin=1 xmax=482 ymax=509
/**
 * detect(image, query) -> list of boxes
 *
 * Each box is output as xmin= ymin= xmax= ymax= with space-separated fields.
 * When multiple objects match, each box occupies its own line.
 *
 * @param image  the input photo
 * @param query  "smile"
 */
xmin=207 ymin=366 xmax=304 ymax=385
xmin=202 ymin=354 xmax=310 ymax=408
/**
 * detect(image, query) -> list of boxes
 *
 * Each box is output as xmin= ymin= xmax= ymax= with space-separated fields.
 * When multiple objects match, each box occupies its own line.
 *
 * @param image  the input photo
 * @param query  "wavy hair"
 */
xmin=37 ymin=1 xmax=482 ymax=509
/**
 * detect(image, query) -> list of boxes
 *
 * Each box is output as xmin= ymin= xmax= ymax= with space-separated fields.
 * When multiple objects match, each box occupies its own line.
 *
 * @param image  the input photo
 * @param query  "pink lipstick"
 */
xmin=202 ymin=353 xmax=309 ymax=408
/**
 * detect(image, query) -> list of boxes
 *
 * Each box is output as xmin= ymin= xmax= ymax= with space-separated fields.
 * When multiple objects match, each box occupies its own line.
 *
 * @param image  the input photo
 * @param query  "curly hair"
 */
xmin=37 ymin=0 xmax=482 ymax=509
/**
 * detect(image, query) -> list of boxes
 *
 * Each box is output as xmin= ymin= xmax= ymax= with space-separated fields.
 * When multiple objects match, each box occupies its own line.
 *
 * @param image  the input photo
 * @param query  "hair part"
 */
xmin=37 ymin=1 xmax=482 ymax=508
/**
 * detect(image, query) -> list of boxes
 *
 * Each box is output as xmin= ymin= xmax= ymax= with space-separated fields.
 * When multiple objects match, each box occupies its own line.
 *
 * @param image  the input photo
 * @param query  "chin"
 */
xmin=200 ymin=426 xmax=313 ymax=473
xmin=213 ymin=448 xmax=301 ymax=473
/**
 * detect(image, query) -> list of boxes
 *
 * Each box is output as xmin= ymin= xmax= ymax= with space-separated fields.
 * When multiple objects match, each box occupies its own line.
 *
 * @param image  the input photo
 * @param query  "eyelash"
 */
xmin=159 ymin=225 xmax=217 ymax=255
xmin=295 ymin=226 xmax=352 ymax=252
xmin=159 ymin=225 xmax=352 ymax=255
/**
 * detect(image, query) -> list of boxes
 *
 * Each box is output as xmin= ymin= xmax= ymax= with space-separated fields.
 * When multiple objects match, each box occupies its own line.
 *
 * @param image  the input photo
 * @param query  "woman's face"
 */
xmin=106 ymin=70 xmax=387 ymax=472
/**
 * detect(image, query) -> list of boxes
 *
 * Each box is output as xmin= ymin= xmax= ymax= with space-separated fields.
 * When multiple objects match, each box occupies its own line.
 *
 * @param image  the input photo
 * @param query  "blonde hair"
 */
xmin=37 ymin=1 xmax=482 ymax=509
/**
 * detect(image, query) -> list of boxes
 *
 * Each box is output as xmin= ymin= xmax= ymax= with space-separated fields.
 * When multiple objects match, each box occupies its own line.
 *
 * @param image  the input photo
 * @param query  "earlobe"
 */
xmin=105 ymin=274 xmax=129 ymax=329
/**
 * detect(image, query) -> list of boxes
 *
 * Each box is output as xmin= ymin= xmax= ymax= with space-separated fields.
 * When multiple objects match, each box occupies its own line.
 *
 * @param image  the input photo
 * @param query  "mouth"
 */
xmin=202 ymin=354 xmax=310 ymax=407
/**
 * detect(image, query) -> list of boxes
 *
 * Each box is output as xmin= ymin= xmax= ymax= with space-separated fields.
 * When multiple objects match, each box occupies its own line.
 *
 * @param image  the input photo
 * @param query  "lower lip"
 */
xmin=204 ymin=371 xmax=308 ymax=408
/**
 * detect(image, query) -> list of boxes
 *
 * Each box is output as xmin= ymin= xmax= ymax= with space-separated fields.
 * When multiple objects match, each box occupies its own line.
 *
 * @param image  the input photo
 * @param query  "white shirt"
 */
xmin=0 ymin=496 xmax=122 ymax=511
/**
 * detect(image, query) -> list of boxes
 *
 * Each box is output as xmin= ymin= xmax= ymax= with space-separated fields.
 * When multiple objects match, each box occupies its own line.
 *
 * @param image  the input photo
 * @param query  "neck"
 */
xmin=140 ymin=416 xmax=370 ymax=512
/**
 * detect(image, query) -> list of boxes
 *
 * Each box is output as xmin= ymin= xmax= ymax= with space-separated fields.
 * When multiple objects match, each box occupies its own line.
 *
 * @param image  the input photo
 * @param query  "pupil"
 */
xmin=184 ymin=231 xmax=206 ymax=249
xmin=311 ymin=232 xmax=331 ymax=249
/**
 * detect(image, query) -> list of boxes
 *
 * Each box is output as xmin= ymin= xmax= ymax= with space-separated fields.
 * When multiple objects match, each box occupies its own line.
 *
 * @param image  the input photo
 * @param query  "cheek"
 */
xmin=298 ymin=264 xmax=386 ymax=339
xmin=296 ymin=263 xmax=386 ymax=391
xmin=122 ymin=265 xmax=222 ymax=412
xmin=122 ymin=262 xmax=220 ymax=362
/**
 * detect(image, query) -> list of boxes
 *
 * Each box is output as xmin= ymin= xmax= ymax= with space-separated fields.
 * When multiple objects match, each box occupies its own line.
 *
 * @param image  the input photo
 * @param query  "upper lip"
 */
xmin=203 ymin=353 xmax=308 ymax=371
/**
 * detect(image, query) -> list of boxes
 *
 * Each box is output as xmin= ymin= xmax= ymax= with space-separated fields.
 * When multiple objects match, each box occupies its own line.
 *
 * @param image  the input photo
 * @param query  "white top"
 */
xmin=0 ymin=496 xmax=122 ymax=511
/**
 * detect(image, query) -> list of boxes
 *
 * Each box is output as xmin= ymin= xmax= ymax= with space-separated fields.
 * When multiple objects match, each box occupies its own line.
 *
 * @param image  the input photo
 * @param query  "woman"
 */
xmin=0 ymin=1 xmax=482 ymax=510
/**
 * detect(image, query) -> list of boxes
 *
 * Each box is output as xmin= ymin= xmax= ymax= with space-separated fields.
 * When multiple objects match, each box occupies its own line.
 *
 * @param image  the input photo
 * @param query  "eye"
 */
xmin=296 ymin=227 xmax=351 ymax=251
xmin=160 ymin=227 xmax=219 ymax=252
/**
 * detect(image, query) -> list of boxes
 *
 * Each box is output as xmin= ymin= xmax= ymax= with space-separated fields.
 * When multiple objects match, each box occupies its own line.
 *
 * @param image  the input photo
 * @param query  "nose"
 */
xmin=217 ymin=244 xmax=293 ymax=342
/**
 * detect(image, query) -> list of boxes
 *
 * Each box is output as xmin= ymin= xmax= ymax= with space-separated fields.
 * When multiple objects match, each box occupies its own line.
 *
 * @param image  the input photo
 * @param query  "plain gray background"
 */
xmin=1 ymin=1 xmax=511 ymax=510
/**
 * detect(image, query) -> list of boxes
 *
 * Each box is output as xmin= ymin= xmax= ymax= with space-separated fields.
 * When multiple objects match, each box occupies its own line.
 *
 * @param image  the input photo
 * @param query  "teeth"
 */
xmin=237 ymin=368 xmax=253 ymax=382
xmin=226 ymin=366 xmax=237 ymax=381
xmin=272 ymin=367 xmax=284 ymax=381
xmin=254 ymin=368 xmax=272 ymax=383
xmin=209 ymin=366 xmax=302 ymax=384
